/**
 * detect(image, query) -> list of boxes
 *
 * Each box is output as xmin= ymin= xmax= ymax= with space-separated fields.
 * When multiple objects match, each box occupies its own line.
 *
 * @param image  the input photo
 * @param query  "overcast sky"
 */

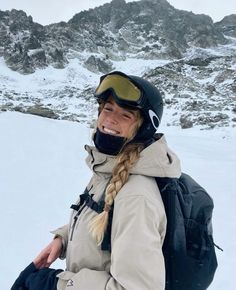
xmin=0 ymin=0 xmax=235 ymax=25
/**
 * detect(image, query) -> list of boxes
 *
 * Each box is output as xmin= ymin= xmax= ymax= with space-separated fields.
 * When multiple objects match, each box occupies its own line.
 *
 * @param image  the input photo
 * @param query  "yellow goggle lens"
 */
xmin=95 ymin=74 xmax=141 ymax=102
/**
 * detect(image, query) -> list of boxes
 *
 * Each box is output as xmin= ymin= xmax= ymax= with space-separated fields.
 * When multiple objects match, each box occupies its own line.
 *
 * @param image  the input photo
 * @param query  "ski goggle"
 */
xmin=94 ymin=74 xmax=143 ymax=107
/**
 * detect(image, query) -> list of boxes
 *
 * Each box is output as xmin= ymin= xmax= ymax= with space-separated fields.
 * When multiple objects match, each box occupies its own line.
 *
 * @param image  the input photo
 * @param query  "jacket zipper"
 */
xmin=69 ymin=203 xmax=87 ymax=241
xmin=70 ymin=215 xmax=78 ymax=241
xmin=69 ymin=185 xmax=95 ymax=242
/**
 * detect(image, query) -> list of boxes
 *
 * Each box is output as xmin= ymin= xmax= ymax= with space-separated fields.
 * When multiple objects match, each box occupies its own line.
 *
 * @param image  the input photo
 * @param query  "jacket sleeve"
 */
xmin=51 ymin=224 xmax=69 ymax=259
xmin=56 ymin=195 xmax=166 ymax=290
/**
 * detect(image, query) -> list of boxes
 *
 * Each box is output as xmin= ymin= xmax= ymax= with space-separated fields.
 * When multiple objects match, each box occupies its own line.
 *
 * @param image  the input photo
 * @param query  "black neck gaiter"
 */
xmin=94 ymin=128 xmax=126 ymax=156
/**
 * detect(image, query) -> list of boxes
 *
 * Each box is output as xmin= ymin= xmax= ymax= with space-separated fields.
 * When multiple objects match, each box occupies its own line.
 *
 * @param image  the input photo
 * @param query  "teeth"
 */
xmin=103 ymin=127 xmax=118 ymax=135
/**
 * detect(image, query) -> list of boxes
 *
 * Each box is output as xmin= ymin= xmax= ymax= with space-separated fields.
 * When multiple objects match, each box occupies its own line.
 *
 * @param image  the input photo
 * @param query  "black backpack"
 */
xmin=71 ymin=173 xmax=221 ymax=290
xmin=155 ymin=173 xmax=220 ymax=290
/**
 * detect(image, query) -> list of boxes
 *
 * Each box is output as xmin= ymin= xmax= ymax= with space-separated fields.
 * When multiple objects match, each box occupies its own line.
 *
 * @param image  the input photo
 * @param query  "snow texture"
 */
xmin=0 ymin=112 xmax=235 ymax=289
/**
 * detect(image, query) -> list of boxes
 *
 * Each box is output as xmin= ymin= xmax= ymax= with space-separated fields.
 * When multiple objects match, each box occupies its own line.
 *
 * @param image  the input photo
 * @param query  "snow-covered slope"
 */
xmin=0 ymin=111 xmax=235 ymax=289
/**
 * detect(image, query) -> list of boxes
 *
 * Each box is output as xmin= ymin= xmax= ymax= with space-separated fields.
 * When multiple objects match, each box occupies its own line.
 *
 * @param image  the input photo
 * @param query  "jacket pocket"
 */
xmin=56 ymin=271 xmax=74 ymax=290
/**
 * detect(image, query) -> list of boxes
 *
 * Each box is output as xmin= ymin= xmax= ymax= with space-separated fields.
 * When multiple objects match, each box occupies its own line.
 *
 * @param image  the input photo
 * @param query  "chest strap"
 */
xmin=70 ymin=189 xmax=104 ymax=214
xmin=70 ymin=188 xmax=113 ymax=252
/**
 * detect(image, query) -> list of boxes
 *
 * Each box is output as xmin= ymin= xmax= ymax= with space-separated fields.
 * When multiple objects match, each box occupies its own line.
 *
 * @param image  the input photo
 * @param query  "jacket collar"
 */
xmin=85 ymin=134 xmax=181 ymax=179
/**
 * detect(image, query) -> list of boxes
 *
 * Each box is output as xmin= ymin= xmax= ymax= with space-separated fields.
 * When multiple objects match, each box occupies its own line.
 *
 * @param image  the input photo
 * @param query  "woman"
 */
xmin=11 ymin=71 xmax=181 ymax=290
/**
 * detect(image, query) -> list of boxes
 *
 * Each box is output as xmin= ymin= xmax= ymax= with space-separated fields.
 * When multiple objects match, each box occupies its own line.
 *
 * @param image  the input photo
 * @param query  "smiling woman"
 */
xmin=98 ymin=98 xmax=141 ymax=137
xmin=94 ymin=97 xmax=143 ymax=155
xmin=11 ymin=71 xmax=182 ymax=290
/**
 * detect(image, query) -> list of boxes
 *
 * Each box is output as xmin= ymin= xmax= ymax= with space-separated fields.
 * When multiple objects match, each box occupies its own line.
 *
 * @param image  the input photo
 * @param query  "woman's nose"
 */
xmin=107 ymin=112 xmax=119 ymax=124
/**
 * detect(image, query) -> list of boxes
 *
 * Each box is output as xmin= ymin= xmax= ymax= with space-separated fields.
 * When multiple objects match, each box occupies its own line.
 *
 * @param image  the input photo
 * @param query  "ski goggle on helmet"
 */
xmin=94 ymin=71 xmax=163 ymax=141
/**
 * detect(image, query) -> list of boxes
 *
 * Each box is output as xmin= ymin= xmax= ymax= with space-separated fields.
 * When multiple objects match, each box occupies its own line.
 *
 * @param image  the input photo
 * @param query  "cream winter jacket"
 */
xmin=52 ymin=135 xmax=181 ymax=290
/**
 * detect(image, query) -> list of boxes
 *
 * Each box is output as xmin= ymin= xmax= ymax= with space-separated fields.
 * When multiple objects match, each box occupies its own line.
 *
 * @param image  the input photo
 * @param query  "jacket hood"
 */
xmin=85 ymin=134 xmax=181 ymax=179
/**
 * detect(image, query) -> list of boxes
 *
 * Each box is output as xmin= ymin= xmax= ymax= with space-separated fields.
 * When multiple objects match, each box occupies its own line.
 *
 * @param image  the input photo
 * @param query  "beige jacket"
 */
xmin=52 ymin=135 xmax=181 ymax=290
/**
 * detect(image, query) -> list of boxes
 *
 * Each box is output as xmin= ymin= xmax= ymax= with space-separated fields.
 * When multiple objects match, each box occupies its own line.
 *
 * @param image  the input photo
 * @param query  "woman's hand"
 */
xmin=33 ymin=237 xmax=63 ymax=269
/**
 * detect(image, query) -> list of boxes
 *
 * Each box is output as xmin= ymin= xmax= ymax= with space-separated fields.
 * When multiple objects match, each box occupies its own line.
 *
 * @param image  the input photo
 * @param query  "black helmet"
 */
xmin=94 ymin=71 xmax=163 ymax=142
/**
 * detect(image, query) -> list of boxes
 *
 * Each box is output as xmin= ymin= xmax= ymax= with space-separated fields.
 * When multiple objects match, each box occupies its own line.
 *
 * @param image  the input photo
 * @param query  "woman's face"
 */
xmin=97 ymin=98 xmax=141 ymax=139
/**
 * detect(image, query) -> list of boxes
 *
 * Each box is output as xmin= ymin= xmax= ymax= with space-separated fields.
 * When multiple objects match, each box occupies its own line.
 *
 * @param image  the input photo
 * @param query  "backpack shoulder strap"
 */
xmin=70 ymin=188 xmax=113 ymax=251
xmin=70 ymin=188 xmax=104 ymax=214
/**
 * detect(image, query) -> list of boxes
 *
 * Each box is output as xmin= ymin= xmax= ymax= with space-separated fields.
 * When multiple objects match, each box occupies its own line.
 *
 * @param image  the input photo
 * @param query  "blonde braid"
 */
xmin=89 ymin=143 xmax=144 ymax=244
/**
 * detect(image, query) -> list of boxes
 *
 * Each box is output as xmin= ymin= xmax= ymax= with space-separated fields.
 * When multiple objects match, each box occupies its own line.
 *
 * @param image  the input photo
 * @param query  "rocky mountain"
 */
xmin=215 ymin=14 xmax=236 ymax=37
xmin=0 ymin=0 xmax=236 ymax=129
xmin=0 ymin=0 xmax=229 ymax=73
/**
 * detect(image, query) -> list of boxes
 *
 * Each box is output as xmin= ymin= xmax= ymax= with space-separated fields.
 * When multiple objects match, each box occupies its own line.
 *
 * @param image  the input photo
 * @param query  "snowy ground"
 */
xmin=0 ymin=111 xmax=235 ymax=289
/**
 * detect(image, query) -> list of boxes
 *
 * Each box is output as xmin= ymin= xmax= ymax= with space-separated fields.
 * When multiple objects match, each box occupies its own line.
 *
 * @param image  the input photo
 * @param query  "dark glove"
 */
xmin=11 ymin=263 xmax=37 ymax=290
xmin=25 ymin=267 xmax=63 ymax=290
xmin=11 ymin=262 xmax=63 ymax=290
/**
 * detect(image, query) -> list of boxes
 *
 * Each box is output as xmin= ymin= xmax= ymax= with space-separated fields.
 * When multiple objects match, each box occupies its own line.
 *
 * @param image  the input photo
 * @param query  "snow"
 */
xmin=0 ymin=111 xmax=235 ymax=289
xmin=184 ymin=36 xmax=236 ymax=59
xmin=0 ymin=57 xmax=98 ymax=93
xmin=112 ymin=58 xmax=170 ymax=75
xmin=0 ymin=56 xmax=170 ymax=95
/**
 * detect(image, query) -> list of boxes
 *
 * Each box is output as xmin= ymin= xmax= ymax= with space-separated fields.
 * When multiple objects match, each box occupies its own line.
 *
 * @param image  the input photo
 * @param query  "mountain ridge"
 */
xmin=0 ymin=0 xmax=233 ymax=74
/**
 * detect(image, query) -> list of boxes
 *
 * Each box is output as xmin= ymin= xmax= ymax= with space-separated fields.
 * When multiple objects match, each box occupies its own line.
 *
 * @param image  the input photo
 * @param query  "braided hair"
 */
xmin=89 ymin=103 xmax=144 ymax=244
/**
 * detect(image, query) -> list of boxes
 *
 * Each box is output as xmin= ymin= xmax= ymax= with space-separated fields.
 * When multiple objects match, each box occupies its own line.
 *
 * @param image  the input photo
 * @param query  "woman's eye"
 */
xmin=123 ymin=114 xmax=132 ymax=119
xmin=104 ymin=106 xmax=112 ymax=112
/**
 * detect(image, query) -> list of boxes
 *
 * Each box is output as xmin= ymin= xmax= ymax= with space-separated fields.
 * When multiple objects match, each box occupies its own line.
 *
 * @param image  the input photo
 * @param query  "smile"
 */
xmin=103 ymin=126 xmax=120 ymax=135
